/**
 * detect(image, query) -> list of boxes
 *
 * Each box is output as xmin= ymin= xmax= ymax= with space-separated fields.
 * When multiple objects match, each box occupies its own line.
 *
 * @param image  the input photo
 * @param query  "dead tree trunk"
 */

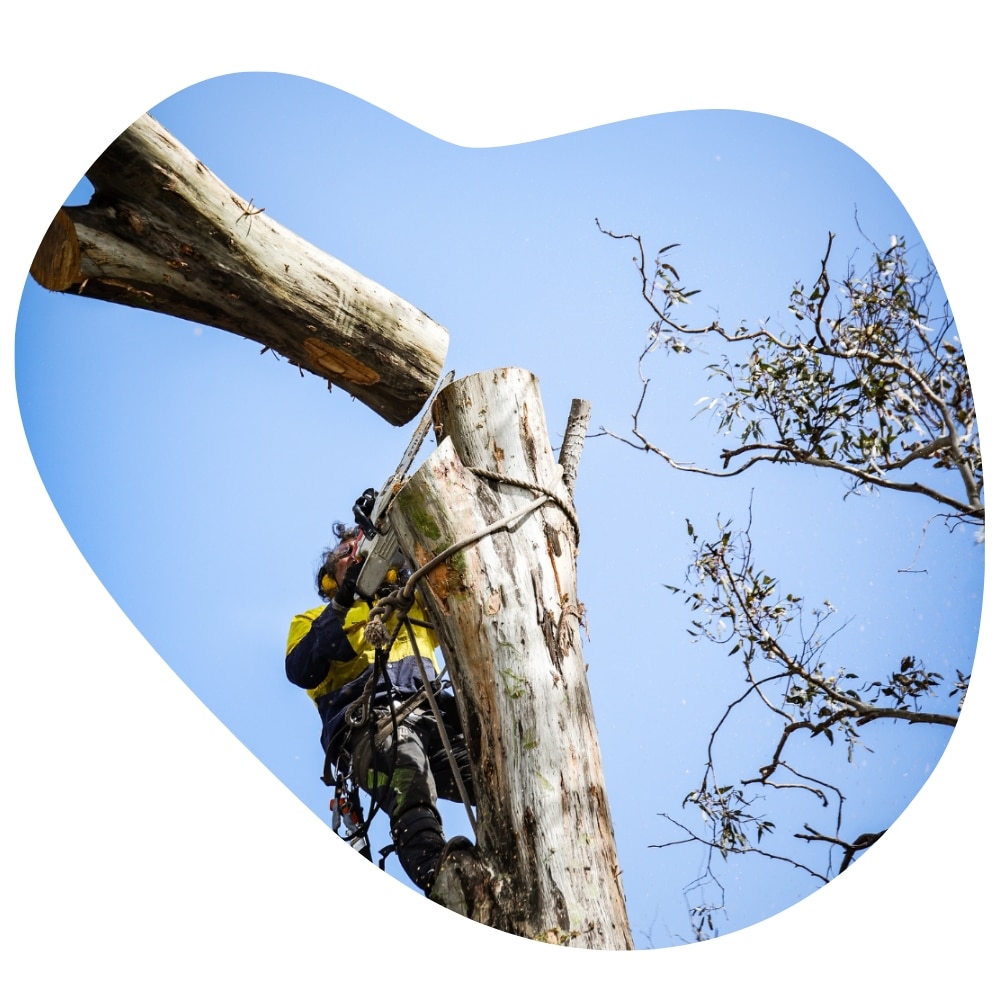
xmin=28 ymin=113 xmax=447 ymax=425
xmin=389 ymin=368 xmax=633 ymax=949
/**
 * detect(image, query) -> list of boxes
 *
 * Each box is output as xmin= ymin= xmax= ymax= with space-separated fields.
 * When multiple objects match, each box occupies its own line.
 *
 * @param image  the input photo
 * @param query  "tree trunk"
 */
xmin=389 ymin=368 xmax=633 ymax=949
xmin=28 ymin=113 xmax=448 ymax=426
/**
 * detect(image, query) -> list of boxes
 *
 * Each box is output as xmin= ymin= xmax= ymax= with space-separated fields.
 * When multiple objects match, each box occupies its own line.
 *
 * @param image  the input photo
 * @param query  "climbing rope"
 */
xmin=403 ymin=615 xmax=477 ymax=834
xmin=396 ymin=462 xmax=571 ymax=603
xmin=465 ymin=465 xmax=580 ymax=545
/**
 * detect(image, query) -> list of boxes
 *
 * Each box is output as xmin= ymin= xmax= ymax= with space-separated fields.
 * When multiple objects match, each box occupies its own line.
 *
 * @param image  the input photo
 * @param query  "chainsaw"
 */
xmin=349 ymin=371 xmax=454 ymax=600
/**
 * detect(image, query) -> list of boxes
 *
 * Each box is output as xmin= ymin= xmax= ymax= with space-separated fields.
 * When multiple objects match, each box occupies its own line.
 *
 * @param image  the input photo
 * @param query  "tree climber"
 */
xmin=285 ymin=522 xmax=475 ymax=895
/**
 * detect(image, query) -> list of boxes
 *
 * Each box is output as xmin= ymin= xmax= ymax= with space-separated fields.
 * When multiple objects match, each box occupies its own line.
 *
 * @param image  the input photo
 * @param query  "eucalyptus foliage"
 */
xmin=600 ymin=224 xmax=981 ymax=525
xmin=599 ymin=223 xmax=980 ymax=940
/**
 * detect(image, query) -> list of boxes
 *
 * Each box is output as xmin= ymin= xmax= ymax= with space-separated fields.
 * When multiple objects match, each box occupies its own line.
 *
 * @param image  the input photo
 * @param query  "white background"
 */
xmin=3 ymin=3 xmax=993 ymax=995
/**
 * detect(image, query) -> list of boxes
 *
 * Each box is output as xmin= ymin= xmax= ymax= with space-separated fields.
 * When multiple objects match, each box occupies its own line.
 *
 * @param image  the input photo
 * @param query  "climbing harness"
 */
xmin=330 ymin=770 xmax=371 ymax=859
xmin=321 ymin=603 xmax=466 ymax=869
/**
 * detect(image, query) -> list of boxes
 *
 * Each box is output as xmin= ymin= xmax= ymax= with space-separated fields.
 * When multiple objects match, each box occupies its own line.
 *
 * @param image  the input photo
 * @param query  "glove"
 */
xmin=331 ymin=561 xmax=362 ymax=614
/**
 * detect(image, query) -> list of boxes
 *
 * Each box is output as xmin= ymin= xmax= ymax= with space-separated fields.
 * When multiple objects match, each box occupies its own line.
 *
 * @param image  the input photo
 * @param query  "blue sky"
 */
xmin=4 ymin=5 xmax=995 ymax=995
xmin=14 ymin=70 xmax=984 ymax=945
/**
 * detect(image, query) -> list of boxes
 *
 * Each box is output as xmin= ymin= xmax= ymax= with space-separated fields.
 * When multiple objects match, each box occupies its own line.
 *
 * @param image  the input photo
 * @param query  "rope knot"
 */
xmin=364 ymin=586 xmax=416 ymax=649
xmin=385 ymin=587 xmax=415 ymax=617
xmin=364 ymin=616 xmax=393 ymax=648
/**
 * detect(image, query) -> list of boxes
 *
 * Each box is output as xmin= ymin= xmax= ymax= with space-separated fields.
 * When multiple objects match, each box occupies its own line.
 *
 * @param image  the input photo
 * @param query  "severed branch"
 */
xmin=29 ymin=113 xmax=449 ymax=426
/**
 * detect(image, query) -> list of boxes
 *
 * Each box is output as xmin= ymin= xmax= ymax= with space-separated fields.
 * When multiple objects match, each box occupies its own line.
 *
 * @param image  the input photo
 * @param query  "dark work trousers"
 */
xmin=349 ymin=706 xmax=475 ymax=892
xmin=349 ymin=707 xmax=474 ymax=820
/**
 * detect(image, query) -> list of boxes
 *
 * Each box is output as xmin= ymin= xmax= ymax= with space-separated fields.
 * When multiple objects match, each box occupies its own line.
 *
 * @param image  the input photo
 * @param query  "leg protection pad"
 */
xmin=392 ymin=806 xmax=446 ymax=894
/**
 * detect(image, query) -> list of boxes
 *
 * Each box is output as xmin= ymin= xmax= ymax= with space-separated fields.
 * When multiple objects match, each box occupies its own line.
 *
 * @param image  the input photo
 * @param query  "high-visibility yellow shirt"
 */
xmin=286 ymin=596 xmax=438 ymax=707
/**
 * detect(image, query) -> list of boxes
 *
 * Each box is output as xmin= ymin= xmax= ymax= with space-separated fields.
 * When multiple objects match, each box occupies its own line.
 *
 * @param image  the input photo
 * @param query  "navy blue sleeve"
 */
xmin=285 ymin=605 xmax=357 ymax=689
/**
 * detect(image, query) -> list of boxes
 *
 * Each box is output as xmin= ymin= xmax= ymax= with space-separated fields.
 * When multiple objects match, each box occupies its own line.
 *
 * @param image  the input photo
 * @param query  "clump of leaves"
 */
xmin=654 ymin=514 xmax=963 ymax=897
xmin=597 ymin=224 xmax=982 ymax=526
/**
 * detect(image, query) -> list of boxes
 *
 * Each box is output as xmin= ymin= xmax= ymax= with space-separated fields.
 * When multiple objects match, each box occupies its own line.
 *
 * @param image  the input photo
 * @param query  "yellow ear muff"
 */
xmin=320 ymin=573 xmax=338 ymax=596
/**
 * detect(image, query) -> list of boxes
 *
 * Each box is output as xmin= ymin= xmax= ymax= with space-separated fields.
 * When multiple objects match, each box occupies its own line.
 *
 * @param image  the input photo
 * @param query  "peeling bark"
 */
xmin=390 ymin=369 xmax=632 ymax=949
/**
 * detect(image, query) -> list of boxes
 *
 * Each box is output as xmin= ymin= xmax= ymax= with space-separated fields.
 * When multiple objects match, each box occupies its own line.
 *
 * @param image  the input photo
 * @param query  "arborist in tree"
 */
xmin=285 ymin=522 xmax=476 ymax=895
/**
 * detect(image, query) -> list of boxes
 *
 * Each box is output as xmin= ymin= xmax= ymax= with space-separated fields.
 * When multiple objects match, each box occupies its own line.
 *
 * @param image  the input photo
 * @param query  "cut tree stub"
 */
xmin=390 ymin=369 xmax=632 ymax=948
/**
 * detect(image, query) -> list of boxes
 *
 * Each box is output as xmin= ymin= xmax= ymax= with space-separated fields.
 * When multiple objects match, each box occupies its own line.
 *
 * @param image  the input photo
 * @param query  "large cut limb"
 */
xmin=29 ymin=113 xmax=448 ymax=426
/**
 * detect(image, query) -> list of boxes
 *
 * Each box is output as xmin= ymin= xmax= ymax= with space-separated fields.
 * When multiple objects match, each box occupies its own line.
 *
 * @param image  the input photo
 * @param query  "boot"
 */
xmin=391 ymin=806 xmax=446 ymax=894
xmin=435 ymin=836 xmax=475 ymax=877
